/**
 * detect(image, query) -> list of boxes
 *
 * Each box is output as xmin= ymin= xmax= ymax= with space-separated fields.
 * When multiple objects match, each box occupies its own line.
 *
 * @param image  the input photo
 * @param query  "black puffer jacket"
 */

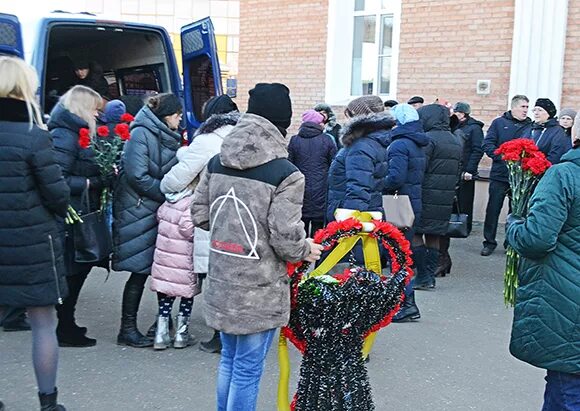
xmin=0 ymin=98 xmax=70 ymax=307
xmin=49 ymin=103 xmax=109 ymax=275
xmin=112 ymin=106 xmax=180 ymax=274
xmin=415 ymin=104 xmax=462 ymax=235
xmin=454 ymin=116 xmax=484 ymax=175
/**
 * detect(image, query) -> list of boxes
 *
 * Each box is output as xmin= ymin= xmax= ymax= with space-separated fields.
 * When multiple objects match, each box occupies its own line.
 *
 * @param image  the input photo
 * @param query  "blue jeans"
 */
xmin=542 ymin=370 xmax=580 ymax=411
xmin=217 ymin=329 xmax=276 ymax=411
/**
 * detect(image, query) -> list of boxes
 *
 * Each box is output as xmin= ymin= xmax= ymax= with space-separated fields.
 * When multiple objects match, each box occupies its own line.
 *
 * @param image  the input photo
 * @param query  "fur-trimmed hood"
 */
xmin=194 ymin=111 xmax=240 ymax=137
xmin=340 ymin=112 xmax=395 ymax=146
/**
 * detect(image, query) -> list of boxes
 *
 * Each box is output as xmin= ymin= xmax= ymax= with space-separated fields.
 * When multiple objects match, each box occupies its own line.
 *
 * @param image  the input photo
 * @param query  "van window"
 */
xmin=44 ymin=24 xmax=170 ymax=113
xmin=185 ymin=54 xmax=216 ymax=122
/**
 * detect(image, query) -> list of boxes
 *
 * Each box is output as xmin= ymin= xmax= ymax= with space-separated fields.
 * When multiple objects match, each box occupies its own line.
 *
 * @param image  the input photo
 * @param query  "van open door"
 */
xmin=0 ymin=13 xmax=24 ymax=58
xmin=181 ymin=17 xmax=223 ymax=133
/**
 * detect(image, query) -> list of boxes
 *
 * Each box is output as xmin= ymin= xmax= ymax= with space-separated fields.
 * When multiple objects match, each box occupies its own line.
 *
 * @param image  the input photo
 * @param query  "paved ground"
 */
xmin=1 ymin=225 xmax=545 ymax=410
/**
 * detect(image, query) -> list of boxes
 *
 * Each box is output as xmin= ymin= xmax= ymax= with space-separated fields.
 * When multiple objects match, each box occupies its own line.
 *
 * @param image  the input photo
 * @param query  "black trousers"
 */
xmin=0 ymin=306 xmax=26 ymax=326
xmin=483 ymin=180 xmax=511 ymax=248
xmin=455 ymin=180 xmax=476 ymax=233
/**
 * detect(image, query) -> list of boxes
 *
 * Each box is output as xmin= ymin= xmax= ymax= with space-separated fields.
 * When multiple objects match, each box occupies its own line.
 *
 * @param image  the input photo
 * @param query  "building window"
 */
xmin=351 ymin=2 xmax=395 ymax=96
xmin=325 ymin=0 xmax=400 ymax=104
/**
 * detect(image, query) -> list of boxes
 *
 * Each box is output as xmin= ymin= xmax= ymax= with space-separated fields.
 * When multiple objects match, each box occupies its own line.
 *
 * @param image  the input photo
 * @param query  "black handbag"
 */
xmin=73 ymin=186 xmax=112 ymax=263
xmin=447 ymin=196 xmax=470 ymax=238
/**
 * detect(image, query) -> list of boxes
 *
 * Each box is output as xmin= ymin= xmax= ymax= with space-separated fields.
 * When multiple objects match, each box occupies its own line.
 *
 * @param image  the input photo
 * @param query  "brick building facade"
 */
xmin=237 ymin=0 xmax=578 ymax=222
xmin=238 ymin=0 xmax=579 ymax=135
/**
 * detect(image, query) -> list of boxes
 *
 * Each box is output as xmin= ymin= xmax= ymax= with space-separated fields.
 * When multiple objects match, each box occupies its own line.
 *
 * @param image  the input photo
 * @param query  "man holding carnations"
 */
xmin=481 ymin=95 xmax=532 ymax=256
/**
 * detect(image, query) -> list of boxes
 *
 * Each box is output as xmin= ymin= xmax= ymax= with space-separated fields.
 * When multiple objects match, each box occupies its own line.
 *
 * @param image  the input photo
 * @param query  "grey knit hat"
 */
xmin=345 ymin=95 xmax=384 ymax=117
xmin=560 ymin=108 xmax=577 ymax=120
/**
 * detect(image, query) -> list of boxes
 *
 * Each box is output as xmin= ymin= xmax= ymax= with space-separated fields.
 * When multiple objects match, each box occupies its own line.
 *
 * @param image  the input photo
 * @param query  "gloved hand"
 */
xmin=506 ymin=213 xmax=525 ymax=231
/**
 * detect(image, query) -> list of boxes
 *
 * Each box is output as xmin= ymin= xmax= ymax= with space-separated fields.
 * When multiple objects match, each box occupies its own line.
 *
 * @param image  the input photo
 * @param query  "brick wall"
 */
xmin=561 ymin=0 xmax=580 ymax=111
xmin=397 ymin=0 xmax=515 ymax=128
xmin=237 ymin=0 xmax=329 ymax=134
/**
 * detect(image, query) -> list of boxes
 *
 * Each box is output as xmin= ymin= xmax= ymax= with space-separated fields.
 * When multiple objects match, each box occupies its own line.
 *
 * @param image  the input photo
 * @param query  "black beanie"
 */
xmin=148 ymin=93 xmax=182 ymax=120
xmin=247 ymin=83 xmax=292 ymax=130
xmin=203 ymin=94 xmax=239 ymax=121
xmin=534 ymin=98 xmax=557 ymax=119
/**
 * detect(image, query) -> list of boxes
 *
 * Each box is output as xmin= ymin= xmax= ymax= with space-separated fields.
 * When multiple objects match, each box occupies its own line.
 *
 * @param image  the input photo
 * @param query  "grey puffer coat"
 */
xmin=112 ymin=106 xmax=181 ymax=275
xmin=191 ymin=113 xmax=311 ymax=335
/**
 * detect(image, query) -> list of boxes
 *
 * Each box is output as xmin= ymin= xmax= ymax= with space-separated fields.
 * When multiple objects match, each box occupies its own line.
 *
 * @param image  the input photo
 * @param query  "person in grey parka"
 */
xmin=191 ymin=83 xmax=323 ymax=410
xmin=113 ymin=93 xmax=182 ymax=348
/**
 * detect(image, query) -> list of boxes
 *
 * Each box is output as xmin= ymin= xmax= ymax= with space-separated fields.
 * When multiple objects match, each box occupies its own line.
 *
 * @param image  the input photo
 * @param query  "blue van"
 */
xmin=0 ymin=10 xmax=222 ymax=135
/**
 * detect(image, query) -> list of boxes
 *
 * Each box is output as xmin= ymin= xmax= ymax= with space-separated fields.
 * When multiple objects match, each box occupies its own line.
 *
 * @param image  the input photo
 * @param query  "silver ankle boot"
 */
xmin=153 ymin=316 xmax=171 ymax=350
xmin=173 ymin=314 xmax=194 ymax=349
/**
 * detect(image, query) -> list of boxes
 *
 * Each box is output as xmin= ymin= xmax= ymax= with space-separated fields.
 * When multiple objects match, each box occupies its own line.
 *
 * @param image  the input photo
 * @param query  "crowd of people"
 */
xmin=0 ymin=53 xmax=578 ymax=411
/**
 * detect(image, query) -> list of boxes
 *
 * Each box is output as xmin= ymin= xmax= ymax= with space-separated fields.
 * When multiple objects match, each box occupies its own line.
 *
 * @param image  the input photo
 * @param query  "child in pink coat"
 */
xmin=150 ymin=150 xmax=201 ymax=350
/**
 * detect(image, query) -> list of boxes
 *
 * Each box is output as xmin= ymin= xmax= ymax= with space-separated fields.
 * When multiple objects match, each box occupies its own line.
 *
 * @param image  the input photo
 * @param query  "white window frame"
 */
xmin=325 ymin=0 xmax=401 ymax=105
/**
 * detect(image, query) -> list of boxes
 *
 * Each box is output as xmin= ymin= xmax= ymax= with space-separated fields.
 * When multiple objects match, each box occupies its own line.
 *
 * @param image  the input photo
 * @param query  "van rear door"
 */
xmin=180 ymin=17 xmax=223 ymax=132
xmin=0 ymin=13 xmax=23 ymax=57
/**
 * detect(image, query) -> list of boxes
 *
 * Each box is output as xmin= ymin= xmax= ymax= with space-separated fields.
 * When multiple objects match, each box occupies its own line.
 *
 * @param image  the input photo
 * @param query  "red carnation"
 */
xmin=114 ymin=123 xmax=131 ymax=141
xmin=78 ymin=128 xmax=91 ymax=149
xmin=97 ymin=125 xmax=109 ymax=137
xmin=522 ymin=154 xmax=551 ymax=176
xmin=313 ymin=227 xmax=328 ymax=244
xmin=120 ymin=113 xmax=135 ymax=123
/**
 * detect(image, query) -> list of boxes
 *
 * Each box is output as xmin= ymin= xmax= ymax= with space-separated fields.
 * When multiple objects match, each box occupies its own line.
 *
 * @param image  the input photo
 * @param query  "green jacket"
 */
xmin=506 ymin=147 xmax=580 ymax=374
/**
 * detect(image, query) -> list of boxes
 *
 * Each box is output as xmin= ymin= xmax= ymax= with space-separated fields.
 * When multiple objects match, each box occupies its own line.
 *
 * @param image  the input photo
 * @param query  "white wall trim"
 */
xmin=325 ymin=0 xmax=401 ymax=105
xmin=508 ymin=0 xmax=569 ymax=110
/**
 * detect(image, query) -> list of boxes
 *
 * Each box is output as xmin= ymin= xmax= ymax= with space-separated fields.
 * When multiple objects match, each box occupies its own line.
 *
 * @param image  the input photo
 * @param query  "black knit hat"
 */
xmin=384 ymin=99 xmax=399 ymax=108
xmin=534 ymin=98 xmax=557 ymax=119
xmin=148 ymin=93 xmax=182 ymax=120
xmin=247 ymin=83 xmax=292 ymax=130
xmin=203 ymin=94 xmax=239 ymax=121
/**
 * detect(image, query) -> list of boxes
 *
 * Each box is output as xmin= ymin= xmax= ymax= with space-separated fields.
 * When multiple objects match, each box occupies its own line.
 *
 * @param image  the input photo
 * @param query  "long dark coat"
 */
xmin=415 ymin=104 xmax=462 ymax=235
xmin=288 ymin=122 xmax=337 ymax=220
xmin=48 ymin=103 xmax=109 ymax=276
xmin=112 ymin=106 xmax=181 ymax=275
xmin=0 ymin=98 xmax=70 ymax=307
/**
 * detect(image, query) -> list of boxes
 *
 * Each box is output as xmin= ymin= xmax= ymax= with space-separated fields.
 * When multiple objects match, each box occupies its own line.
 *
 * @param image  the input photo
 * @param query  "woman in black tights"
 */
xmin=113 ymin=94 xmax=182 ymax=347
xmin=0 ymin=56 xmax=70 ymax=410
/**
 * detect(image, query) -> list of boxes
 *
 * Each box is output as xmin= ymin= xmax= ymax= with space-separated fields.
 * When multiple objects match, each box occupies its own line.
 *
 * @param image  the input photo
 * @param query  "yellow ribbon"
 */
xmin=278 ymin=212 xmax=383 ymax=409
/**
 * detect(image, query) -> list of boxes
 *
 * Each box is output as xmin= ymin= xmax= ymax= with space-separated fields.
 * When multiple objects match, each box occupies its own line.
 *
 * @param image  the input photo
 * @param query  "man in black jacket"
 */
xmin=481 ymin=95 xmax=532 ymax=256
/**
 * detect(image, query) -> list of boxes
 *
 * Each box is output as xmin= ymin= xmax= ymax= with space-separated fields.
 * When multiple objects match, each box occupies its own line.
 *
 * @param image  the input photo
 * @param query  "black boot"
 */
xmin=0 ymin=399 xmax=5 ymax=411
xmin=392 ymin=292 xmax=421 ymax=322
xmin=117 ymin=277 xmax=153 ymax=348
xmin=56 ymin=273 xmax=94 ymax=347
xmin=435 ymin=236 xmax=452 ymax=277
xmin=411 ymin=245 xmax=429 ymax=289
xmin=38 ymin=388 xmax=66 ymax=411
xmin=415 ymin=247 xmax=439 ymax=290
xmin=199 ymin=330 xmax=221 ymax=353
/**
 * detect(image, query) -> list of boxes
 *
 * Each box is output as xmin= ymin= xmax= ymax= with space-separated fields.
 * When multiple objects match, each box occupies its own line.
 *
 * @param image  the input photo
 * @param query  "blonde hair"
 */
xmin=0 ymin=56 xmax=44 ymax=129
xmin=60 ymin=85 xmax=102 ymax=135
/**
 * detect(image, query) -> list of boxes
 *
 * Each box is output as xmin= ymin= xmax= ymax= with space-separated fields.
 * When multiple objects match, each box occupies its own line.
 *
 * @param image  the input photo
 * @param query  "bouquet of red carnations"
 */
xmin=78 ymin=115 xmax=133 ymax=211
xmin=494 ymin=138 xmax=551 ymax=306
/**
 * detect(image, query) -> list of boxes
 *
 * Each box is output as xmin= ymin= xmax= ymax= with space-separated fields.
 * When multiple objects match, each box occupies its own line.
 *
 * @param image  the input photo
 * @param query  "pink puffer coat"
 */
xmin=151 ymin=196 xmax=200 ymax=298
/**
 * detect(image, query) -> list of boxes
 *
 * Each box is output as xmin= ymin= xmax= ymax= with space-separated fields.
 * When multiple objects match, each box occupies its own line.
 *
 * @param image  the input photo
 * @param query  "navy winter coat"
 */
xmin=454 ymin=116 xmax=484 ymax=175
xmin=48 ymin=103 xmax=103 ymax=212
xmin=288 ymin=122 xmax=337 ymax=220
xmin=384 ymin=120 xmax=429 ymax=220
xmin=0 ymin=98 xmax=70 ymax=307
xmin=326 ymin=113 xmax=395 ymax=221
xmin=528 ymin=118 xmax=572 ymax=165
xmin=49 ymin=103 xmax=110 ymax=275
xmin=482 ymin=111 xmax=532 ymax=182
xmin=112 ymin=106 xmax=181 ymax=275
xmin=415 ymin=104 xmax=463 ymax=235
